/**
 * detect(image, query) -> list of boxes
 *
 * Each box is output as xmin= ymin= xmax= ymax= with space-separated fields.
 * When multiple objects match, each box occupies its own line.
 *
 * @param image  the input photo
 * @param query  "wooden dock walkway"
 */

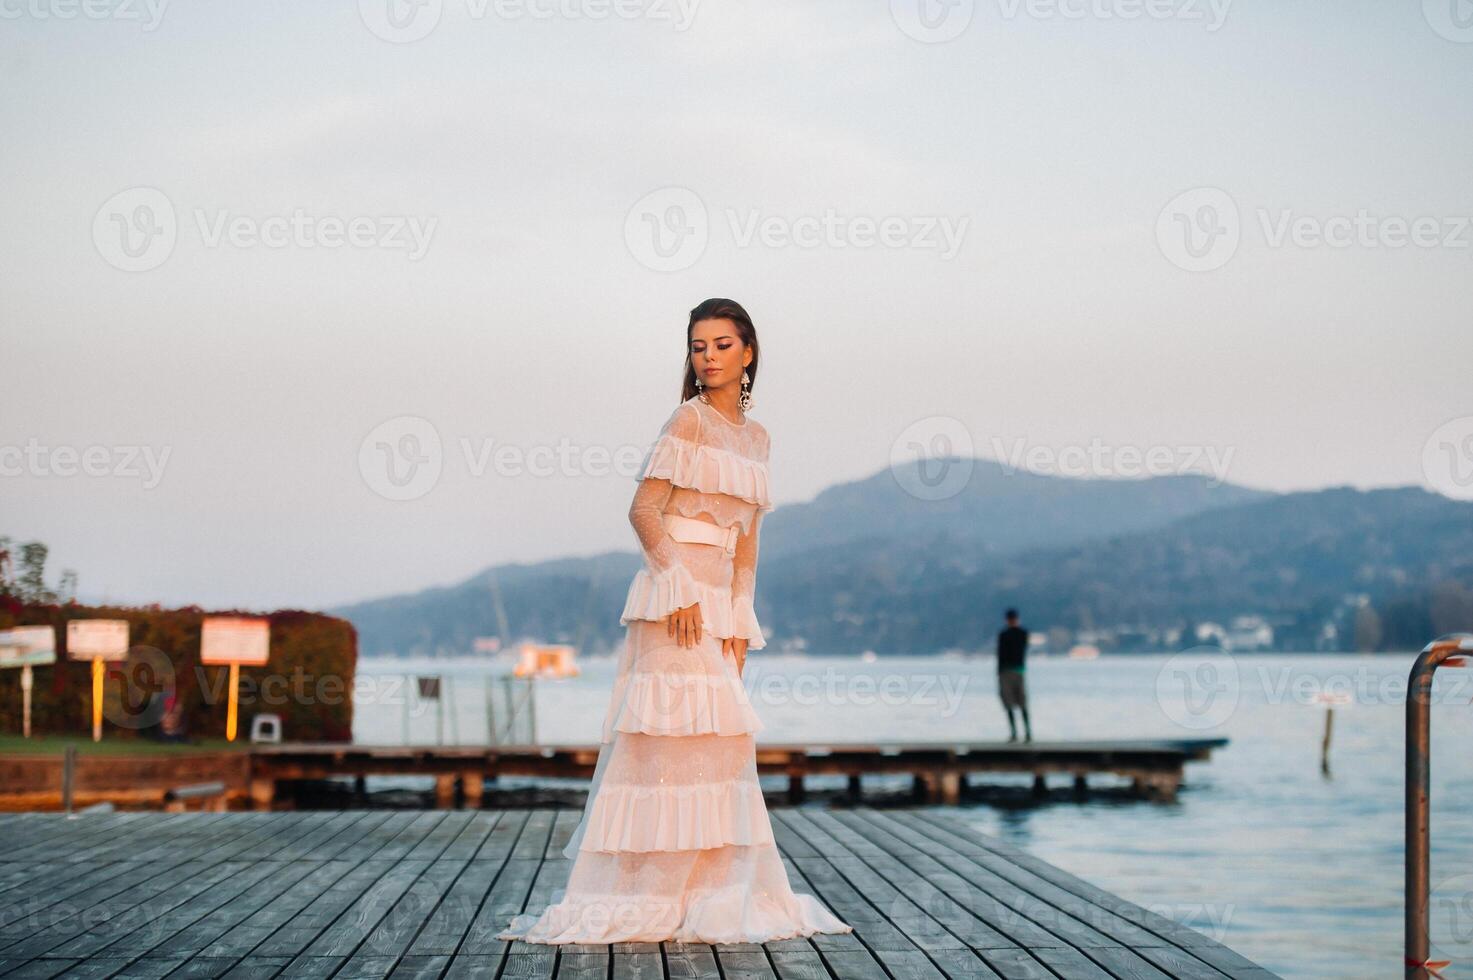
xmin=246 ymin=738 xmax=1229 ymax=809
xmin=0 ymin=808 xmax=1278 ymax=979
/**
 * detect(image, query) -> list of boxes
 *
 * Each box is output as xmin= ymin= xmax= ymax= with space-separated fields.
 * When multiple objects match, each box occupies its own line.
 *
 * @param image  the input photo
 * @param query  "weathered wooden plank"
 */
xmin=4 ymin=813 xmax=149 ymax=865
xmin=338 ymin=856 xmax=467 ymax=973
xmin=60 ymin=814 xmax=336 ymax=962
xmin=893 ymin=810 xmax=1172 ymax=948
xmin=235 ymin=811 xmax=456 ymax=968
xmin=782 ymin=809 xmax=1020 ymax=952
xmin=460 ymin=812 xmax=547 ymax=957
xmin=389 ymin=954 xmax=450 ymax=979
xmin=1027 ymin=945 xmax=1117 ymax=978
xmin=915 ymin=810 xmax=1231 ymax=950
xmin=563 ymin=947 xmax=615 ymax=979
xmin=218 ymin=955 xmax=293 ymax=979
xmin=777 ymin=808 xmax=1027 ymax=980
xmin=1 ymin=807 xmax=313 ymax=960
xmin=609 ymin=949 xmax=662 ymax=978
xmin=923 ymin=947 xmax=1005 ymax=979
xmin=712 ymin=946 xmax=776 ymax=980
xmin=404 ymin=811 xmax=472 ymax=862
xmin=767 ymin=946 xmax=833 ymax=979
xmin=404 ymin=854 xmax=501 ymax=957
xmin=437 ymin=810 xmax=502 ymax=862
xmin=783 ymin=807 xmax=978 ymax=949
xmin=472 ymin=808 xmax=530 ymax=862
xmin=663 ymin=941 xmax=718 ymax=978
xmin=838 ymin=809 xmax=1123 ymax=951
xmin=813 ymin=807 xmax=1019 ymax=954
xmin=903 ymin=809 xmax=1249 ymax=976
xmin=898 ymin=811 xmax=1248 ymax=980
xmin=0 ymin=807 xmax=1280 ymax=979
xmin=858 ymin=811 xmax=1115 ymax=946
xmin=297 ymin=859 xmax=429 ymax=958
xmin=181 ymin=817 xmax=396 ymax=961
xmin=441 ymin=952 xmax=509 ymax=978
xmin=768 ymin=853 xmax=868 ymax=972
xmin=274 ymin=954 xmax=346 ymax=978
xmin=493 ymin=946 xmax=554 ymax=977
xmin=374 ymin=812 xmax=450 ymax=862
xmin=41 ymin=817 xmax=176 ymax=874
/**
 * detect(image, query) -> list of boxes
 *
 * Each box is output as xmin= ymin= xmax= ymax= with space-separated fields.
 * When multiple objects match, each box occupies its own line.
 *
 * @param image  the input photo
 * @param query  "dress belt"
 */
xmin=662 ymin=512 xmax=739 ymax=554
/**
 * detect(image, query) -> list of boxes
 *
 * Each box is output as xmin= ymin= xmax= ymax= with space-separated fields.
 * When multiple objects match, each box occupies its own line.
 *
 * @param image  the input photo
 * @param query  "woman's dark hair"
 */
xmin=680 ymin=298 xmax=760 ymax=402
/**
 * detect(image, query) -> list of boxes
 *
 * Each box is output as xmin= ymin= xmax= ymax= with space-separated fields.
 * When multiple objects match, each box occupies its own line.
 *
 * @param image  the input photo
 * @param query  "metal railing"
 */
xmin=1406 ymin=632 xmax=1473 ymax=980
xmin=487 ymin=674 xmax=537 ymax=745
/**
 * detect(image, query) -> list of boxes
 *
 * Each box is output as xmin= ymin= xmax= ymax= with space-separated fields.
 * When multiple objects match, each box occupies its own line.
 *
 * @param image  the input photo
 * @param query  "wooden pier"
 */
xmin=247 ymin=738 xmax=1227 ymax=810
xmin=0 ymin=807 xmax=1278 ymax=979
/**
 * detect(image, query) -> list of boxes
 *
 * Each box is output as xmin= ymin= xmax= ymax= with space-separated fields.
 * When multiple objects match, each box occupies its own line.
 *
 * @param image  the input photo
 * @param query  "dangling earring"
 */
xmin=695 ymin=372 xmax=710 ymax=404
xmin=738 ymin=369 xmax=752 ymax=411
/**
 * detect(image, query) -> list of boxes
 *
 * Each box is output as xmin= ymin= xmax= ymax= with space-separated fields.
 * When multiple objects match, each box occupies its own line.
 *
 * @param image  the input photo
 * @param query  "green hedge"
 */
xmin=0 ymin=599 xmax=356 ymax=743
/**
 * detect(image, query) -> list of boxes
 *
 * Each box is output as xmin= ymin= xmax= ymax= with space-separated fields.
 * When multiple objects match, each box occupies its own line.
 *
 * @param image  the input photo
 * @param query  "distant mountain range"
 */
xmin=329 ymin=459 xmax=1473 ymax=657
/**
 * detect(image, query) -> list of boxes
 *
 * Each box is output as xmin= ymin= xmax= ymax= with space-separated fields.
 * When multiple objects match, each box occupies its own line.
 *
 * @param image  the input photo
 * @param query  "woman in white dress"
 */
xmin=496 ymin=298 xmax=854 ymax=944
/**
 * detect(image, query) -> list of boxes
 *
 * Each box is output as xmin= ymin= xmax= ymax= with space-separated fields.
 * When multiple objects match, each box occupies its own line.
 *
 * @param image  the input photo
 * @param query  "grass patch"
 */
xmin=0 ymin=734 xmax=246 ymax=756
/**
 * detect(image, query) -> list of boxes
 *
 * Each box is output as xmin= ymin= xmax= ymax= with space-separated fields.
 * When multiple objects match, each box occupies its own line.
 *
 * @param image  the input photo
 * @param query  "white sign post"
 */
xmin=0 ymin=626 xmax=58 ymax=738
xmin=201 ymin=616 xmax=271 ymax=742
xmin=66 ymin=620 xmax=130 ymax=742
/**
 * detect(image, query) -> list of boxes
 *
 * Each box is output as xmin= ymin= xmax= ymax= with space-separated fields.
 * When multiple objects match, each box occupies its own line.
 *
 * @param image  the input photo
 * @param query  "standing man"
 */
xmin=997 ymin=608 xmax=1031 ymax=743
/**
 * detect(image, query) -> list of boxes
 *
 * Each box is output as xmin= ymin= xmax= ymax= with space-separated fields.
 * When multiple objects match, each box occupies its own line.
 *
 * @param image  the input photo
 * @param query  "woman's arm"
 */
xmin=728 ymin=508 xmax=766 ymax=655
xmin=627 ymin=475 xmax=681 ymax=574
xmin=730 ymin=509 xmax=762 ymax=605
xmin=623 ymin=401 xmax=706 ymax=646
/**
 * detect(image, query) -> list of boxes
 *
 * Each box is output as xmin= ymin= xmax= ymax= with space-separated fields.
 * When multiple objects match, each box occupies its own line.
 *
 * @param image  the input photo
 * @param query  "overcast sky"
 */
xmin=3 ymin=0 xmax=1471 ymax=611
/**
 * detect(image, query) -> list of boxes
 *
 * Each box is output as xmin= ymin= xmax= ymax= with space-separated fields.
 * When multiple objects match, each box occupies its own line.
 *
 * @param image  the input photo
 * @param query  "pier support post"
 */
xmin=462 ymin=772 xmax=484 ymax=809
xmin=249 ymin=777 xmax=275 ymax=811
xmin=1132 ymin=771 xmax=1180 ymax=802
xmin=434 ymin=774 xmax=456 ymax=808
xmin=786 ymin=769 xmax=805 ymax=804
xmin=940 ymin=771 xmax=961 ymax=805
xmin=912 ymin=772 xmax=944 ymax=803
xmin=846 ymin=773 xmax=862 ymax=802
xmin=1031 ymin=773 xmax=1047 ymax=798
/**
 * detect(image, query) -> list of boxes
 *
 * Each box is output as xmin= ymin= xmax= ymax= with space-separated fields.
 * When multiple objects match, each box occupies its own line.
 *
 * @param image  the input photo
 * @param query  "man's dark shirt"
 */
xmin=997 ymin=625 xmax=1028 ymax=672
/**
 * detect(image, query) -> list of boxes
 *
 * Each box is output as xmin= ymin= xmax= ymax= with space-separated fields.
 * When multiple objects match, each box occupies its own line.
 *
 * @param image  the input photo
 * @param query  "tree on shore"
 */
xmin=0 ymin=535 xmax=78 ymax=605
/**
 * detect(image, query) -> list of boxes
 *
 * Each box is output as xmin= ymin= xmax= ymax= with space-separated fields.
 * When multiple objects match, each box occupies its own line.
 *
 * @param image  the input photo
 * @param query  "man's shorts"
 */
xmin=999 ymin=669 xmax=1027 ymax=709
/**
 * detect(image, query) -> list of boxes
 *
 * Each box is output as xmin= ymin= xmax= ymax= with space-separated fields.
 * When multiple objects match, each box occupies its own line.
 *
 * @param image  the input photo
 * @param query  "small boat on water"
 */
xmin=1067 ymin=644 xmax=1101 ymax=660
xmin=514 ymin=642 xmax=580 ymax=678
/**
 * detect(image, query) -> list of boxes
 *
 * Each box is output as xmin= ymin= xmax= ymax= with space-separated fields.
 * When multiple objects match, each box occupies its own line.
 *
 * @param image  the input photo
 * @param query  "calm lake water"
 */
xmin=354 ymin=652 xmax=1473 ymax=979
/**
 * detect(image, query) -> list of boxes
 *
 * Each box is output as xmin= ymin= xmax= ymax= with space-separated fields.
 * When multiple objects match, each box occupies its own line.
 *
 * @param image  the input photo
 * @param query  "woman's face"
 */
xmin=689 ymin=318 xmax=751 ymax=390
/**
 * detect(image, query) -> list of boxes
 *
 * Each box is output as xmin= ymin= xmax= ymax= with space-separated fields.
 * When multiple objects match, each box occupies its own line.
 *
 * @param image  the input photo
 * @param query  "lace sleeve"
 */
xmin=626 ymin=401 xmax=703 ymax=574
xmin=729 ymin=506 xmax=766 ymax=649
xmin=731 ymin=508 xmax=762 ymax=601
xmin=619 ymin=403 xmax=704 ymax=623
xmin=627 ymin=475 xmax=681 ymax=575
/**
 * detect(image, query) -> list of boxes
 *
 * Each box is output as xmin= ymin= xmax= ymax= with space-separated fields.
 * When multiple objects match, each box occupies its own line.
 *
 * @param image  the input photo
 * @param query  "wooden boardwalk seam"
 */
xmin=0 ymin=808 xmax=1279 ymax=979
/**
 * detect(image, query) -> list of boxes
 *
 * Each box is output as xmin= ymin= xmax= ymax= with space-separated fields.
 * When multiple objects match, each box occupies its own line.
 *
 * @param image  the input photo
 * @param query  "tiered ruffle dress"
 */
xmin=496 ymin=394 xmax=854 ymax=944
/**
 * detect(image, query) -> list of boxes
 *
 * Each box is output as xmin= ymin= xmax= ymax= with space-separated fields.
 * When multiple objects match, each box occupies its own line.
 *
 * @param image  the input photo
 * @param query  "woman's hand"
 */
xmin=667 ymin=601 xmax=703 ymax=648
xmin=722 ymin=636 xmax=749 ymax=676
